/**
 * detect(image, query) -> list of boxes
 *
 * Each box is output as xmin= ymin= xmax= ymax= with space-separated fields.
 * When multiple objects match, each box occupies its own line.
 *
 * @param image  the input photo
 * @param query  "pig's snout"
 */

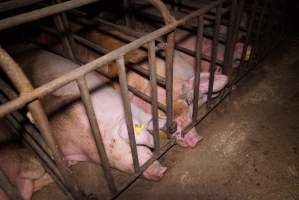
xmin=143 ymin=161 xmax=167 ymax=181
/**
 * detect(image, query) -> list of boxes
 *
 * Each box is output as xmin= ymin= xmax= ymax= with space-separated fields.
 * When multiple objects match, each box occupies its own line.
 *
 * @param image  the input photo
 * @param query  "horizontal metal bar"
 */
xmin=0 ymin=0 xmax=100 ymax=31
xmin=175 ymin=45 xmax=224 ymax=66
xmin=0 ymin=0 xmax=45 ymax=13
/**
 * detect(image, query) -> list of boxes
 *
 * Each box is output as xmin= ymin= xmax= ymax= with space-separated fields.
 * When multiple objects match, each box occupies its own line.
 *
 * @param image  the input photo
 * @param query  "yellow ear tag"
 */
xmin=134 ymin=124 xmax=145 ymax=136
xmin=245 ymin=48 xmax=251 ymax=61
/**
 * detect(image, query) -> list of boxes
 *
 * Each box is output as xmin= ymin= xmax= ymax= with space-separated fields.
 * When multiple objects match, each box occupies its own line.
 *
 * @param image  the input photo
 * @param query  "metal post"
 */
xmin=192 ymin=16 xmax=204 ymax=122
xmin=148 ymin=40 xmax=160 ymax=154
xmin=116 ymin=56 xmax=140 ymax=173
xmin=207 ymin=4 xmax=222 ymax=107
xmin=76 ymin=76 xmax=117 ymax=194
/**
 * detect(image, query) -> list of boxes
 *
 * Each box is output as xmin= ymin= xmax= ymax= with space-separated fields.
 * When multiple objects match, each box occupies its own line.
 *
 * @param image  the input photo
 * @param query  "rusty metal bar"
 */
xmin=0 ymin=48 xmax=84 ymax=200
xmin=76 ymin=76 xmax=117 ymax=194
xmin=165 ymin=31 xmax=176 ymax=137
xmin=207 ymin=4 xmax=222 ymax=107
xmin=0 ymin=0 xmax=225 ymax=117
xmin=0 ymin=0 xmax=45 ymax=13
xmin=0 ymin=0 xmax=100 ymax=31
xmin=148 ymin=40 xmax=160 ymax=154
xmin=116 ymin=56 xmax=140 ymax=173
xmin=192 ymin=16 xmax=204 ymax=122
xmin=0 ymin=169 xmax=23 ymax=200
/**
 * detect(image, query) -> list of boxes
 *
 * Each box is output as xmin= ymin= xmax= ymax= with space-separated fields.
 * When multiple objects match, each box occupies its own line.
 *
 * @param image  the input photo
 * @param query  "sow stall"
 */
xmin=0 ymin=0 xmax=287 ymax=199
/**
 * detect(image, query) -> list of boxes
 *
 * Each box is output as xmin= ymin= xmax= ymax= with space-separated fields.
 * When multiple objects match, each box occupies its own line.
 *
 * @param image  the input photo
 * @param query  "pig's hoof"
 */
xmin=143 ymin=161 xmax=167 ymax=181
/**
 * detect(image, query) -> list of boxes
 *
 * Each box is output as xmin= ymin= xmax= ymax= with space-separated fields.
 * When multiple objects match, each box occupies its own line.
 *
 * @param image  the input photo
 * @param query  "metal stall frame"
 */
xmin=0 ymin=0 xmax=232 ymax=199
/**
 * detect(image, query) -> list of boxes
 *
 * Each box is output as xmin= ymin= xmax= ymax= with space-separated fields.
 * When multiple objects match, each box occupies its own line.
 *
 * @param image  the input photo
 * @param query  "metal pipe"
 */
xmin=165 ymin=32 xmax=175 ymax=136
xmin=116 ymin=56 xmax=140 ymax=173
xmin=237 ymin=0 xmax=259 ymax=76
xmin=0 ymin=0 xmax=45 ymax=13
xmin=148 ymin=40 xmax=160 ymax=154
xmin=207 ymin=4 xmax=222 ymax=107
xmin=76 ymin=76 xmax=117 ymax=194
xmin=191 ymin=16 xmax=204 ymax=123
xmin=222 ymin=0 xmax=237 ymax=77
xmin=0 ymin=0 xmax=100 ymax=31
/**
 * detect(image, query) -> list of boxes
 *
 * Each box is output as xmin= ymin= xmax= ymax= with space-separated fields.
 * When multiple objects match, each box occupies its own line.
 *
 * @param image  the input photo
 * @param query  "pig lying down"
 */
xmin=0 ymin=120 xmax=53 ymax=200
xmin=12 ymin=45 xmax=167 ymax=181
xmin=77 ymin=30 xmax=229 ymax=147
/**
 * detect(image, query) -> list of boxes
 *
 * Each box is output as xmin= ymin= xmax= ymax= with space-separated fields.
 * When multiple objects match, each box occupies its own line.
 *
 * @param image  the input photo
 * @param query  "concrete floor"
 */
xmin=34 ymin=34 xmax=299 ymax=200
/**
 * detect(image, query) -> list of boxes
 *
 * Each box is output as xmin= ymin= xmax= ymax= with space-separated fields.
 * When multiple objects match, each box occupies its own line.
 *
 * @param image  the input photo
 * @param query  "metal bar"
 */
xmin=0 ymin=169 xmax=23 ymax=200
xmin=76 ymin=76 xmax=117 ymax=194
xmin=251 ymin=0 xmax=269 ymax=62
xmin=175 ymin=45 xmax=224 ymax=66
xmin=53 ymin=14 xmax=77 ymax=61
xmin=192 ymin=16 xmax=204 ymax=122
xmin=0 ymin=0 xmax=100 ymax=31
xmin=128 ymin=85 xmax=167 ymax=113
xmin=112 ymin=138 xmax=176 ymax=199
xmin=0 ymin=0 xmax=45 ymax=13
xmin=165 ymin=32 xmax=175 ymax=136
xmin=124 ymin=0 xmax=131 ymax=27
xmin=0 ymin=48 xmax=83 ymax=200
xmin=116 ymin=56 xmax=140 ymax=173
xmin=0 ymin=0 xmax=226 ymax=117
xmin=237 ymin=0 xmax=259 ymax=76
xmin=207 ymin=4 xmax=222 ymax=107
xmin=222 ymin=0 xmax=237 ymax=77
xmin=148 ymin=40 xmax=160 ymax=154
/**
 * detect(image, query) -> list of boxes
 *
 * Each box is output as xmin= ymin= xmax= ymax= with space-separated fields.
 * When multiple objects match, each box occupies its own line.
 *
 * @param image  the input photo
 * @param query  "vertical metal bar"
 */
xmin=76 ymin=76 xmax=117 ymax=194
xmin=0 ymin=169 xmax=23 ymax=200
xmin=251 ymin=0 xmax=269 ymax=62
xmin=116 ymin=56 xmax=140 ymax=173
xmin=237 ymin=0 xmax=259 ymax=76
xmin=207 ymin=4 xmax=222 ymax=107
xmin=165 ymin=32 xmax=176 ymax=136
xmin=53 ymin=15 xmax=76 ymax=61
xmin=53 ymin=0 xmax=78 ymax=62
xmin=222 ymin=0 xmax=238 ymax=78
xmin=148 ymin=40 xmax=160 ymax=154
xmin=192 ymin=16 xmax=204 ymax=122
xmin=124 ymin=0 xmax=131 ymax=27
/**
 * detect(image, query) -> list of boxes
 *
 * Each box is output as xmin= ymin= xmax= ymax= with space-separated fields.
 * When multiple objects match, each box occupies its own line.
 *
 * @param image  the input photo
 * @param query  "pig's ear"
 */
xmin=173 ymin=100 xmax=189 ymax=118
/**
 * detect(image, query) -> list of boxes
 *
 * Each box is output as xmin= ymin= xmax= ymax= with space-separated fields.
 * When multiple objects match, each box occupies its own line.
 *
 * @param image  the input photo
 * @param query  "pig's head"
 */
xmin=172 ymin=100 xmax=202 ymax=148
xmin=118 ymin=118 xmax=154 ymax=148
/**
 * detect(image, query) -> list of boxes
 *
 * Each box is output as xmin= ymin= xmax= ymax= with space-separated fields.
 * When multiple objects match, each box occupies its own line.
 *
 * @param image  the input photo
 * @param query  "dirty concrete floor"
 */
xmin=33 ymin=35 xmax=299 ymax=200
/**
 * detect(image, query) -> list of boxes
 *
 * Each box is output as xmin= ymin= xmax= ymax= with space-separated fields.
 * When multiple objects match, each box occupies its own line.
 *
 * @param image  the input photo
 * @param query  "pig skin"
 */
xmin=12 ymin=45 xmax=167 ymax=181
